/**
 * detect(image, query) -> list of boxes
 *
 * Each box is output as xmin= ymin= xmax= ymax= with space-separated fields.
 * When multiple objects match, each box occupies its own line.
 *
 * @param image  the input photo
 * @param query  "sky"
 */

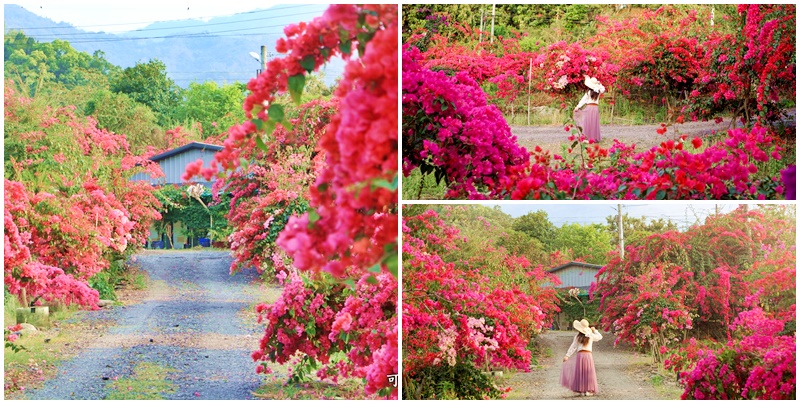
xmin=9 ymin=1 xmax=297 ymax=33
xmin=484 ymin=202 xmax=742 ymax=229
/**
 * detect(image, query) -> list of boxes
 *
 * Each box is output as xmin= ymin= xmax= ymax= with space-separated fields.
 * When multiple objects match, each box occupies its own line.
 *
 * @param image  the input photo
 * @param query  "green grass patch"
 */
xmin=402 ymin=167 xmax=447 ymax=200
xmin=253 ymin=379 xmax=366 ymax=400
xmin=4 ymin=296 xmax=85 ymax=397
xmin=105 ymin=362 xmax=177 ymax=400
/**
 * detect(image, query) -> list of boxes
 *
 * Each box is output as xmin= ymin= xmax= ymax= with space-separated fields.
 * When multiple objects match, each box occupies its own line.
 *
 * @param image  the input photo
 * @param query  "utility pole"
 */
xmin=479 ymin=8 xmax=485 ymax=43
xmin=617 ymin=204 xmax=624 ymax=259
xmin=527 ymin=58 xmax=533 ymax=125
xmin=261 ymin=45 xmax=267 ymax=71
xmin=490 ymin=4 xmax=496 ymax=43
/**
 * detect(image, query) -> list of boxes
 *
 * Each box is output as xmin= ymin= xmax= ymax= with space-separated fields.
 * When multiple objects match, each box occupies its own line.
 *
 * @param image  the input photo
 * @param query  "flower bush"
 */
xmin=4 ymin=84 xmax=162 ymax=308
xmin=187 ymin=5 xmax=398 ymax=398
xmin=402 ymin=5 xmax=794 ymax=200
xmin=402 ymin=46 xmax=529 ymax=198
xmin=402 ymin=209 xmax=559 ymax=398
xmin=591 ymin=206 xmax=795 ymax=399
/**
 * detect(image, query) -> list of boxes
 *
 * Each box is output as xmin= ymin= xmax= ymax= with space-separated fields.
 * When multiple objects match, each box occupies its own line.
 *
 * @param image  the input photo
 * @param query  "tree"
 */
xmin=174 ymin=81 xmax=247 ymax=138
xmin=84 ymin=89 xmax=163 ymax=154
xmin=512 ymin=210 xmax=557 ymax=250
xmin=110 ymin=59 xmax=181 ymax=126
xmin=605 ymin=214 xmax=678 ymax=249
xmin=552 ymin=223 xmax=611 ymax=264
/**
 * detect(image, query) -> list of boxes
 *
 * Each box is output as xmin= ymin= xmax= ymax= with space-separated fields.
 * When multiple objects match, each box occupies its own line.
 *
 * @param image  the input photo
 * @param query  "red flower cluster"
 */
xmin=4 ymin=83 xmax=162 ymax=308
xmin=403 ymin=209 xmax=560 ymax=397
xmin=188 ymin=5 xmax=398 ymax=398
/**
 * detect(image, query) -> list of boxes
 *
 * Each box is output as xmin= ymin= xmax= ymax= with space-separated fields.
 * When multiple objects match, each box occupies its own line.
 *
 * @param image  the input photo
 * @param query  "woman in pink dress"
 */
xmin=573 ymin=76 xmax=605 ymax=142
xmin=560 ymin=319 xmax=602 ymax=396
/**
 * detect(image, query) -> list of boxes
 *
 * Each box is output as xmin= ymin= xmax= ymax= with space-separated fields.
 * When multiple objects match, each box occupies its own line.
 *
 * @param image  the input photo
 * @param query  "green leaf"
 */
xmin=308 ymin=210 xmax=320 ymax=224
xmin=252 ymin=118 xmax=265 ymax=131
xmin=267 ymin=104 xmax=285 ymax=122
xmin=655 ymin=189 xmax=667 ymax=200
xmin=339 ymin=27 xmax=350 ymax=43
xmin=306 ymin=322 xmax=316 ymax=337
xmin=384 ymin=251 xmax=398 ymax=279
xmin=365 ymin=275 xmax=379 ymax=285
xmin=368 ymin=263 xmax=381 ymax=274
xmin=255 ymin=135 xmax=268 ymax=152
xmin=383 ymin=242 xmax=396 ymax=255
xmin=320 ymin=47 xmax=330 ymax=59
xmin=356 ymin=31 xmax=375 ymax=56
xmin=287 ymin=74 xmax=306 ymax=105
xmin=371 ymin=176 xmax=398 ymax=192
xmin=239 ymin=157 xmax=250 ymax=170
xmin=343 ymin=279 xmax=356 ymax=289
xmin=300 ymin=55 xmax=316 ymax=73
xmin=264 ymin=120 xmax=277 ymax=136
xmin=339 ymin=40 xmax=352 ymax=55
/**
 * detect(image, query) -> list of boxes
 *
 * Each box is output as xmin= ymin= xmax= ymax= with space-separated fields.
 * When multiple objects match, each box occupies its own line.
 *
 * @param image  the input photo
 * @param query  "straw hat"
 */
xmin=583 ymin=75 xmax=605 ymax=94
xmin=573 ymin=319 xmax=593 ymax=336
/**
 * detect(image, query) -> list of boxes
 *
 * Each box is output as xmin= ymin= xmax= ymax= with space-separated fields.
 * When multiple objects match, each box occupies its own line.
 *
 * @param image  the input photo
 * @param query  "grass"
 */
xmin=4 ymin=296 xmax=86 ymax=397
xmin=105 ymin=362 xmax=177 ymax=400
xmin=252 ymin=351 xmax=369 ymax=400
xmin=503 ymin=96 xmax=670 ymax=127
xmin=402 ymin=167 xmax=447 ymax=200
xmin=253 ymin=379 xmax=366 ymax=400
xmin=4 ymin=262 xmax=149 ymax=398
xmin=647 ymin=367 xmax=684 ymax=399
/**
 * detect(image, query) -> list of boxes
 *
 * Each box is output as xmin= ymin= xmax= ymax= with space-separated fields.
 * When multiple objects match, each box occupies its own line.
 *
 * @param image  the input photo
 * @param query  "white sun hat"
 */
xmin=573 ymin=319 xmax=593 ymax=336
xmin=583 ymin=75 xmax=605 ymax=94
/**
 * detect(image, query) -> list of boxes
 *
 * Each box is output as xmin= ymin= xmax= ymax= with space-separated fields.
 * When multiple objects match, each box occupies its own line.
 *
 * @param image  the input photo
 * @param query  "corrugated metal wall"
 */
xmin=554 ymin=266 xmax=598 ymax=289
xmin=130 ymin=148 xmax=217 ymax=188
xmin=543 ymin=265 xmax=601 ymax=289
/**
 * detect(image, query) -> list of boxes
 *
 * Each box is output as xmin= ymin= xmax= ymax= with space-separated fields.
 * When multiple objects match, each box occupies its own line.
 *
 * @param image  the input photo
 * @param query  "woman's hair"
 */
xmin=577 ymin=332 xmax=590 ymax=346
xmin=589 ymin=89 xmax=600 ymax=101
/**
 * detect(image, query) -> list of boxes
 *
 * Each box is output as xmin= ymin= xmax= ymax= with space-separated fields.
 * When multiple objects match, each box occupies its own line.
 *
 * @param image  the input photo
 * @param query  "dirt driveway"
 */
xmin=25 ymin=250 xmax=278 ymax=400
xmin=513 ymin=119 xmax=740 ymax=155
xmin=513 ymin=109 xmax=795 ymax=154
xmin=504 ymin=330 xmax=680 ymax=400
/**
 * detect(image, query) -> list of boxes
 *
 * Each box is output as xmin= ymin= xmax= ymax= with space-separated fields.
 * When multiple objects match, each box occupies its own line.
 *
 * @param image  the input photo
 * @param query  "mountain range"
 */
xmin=3 ymin=4 xmax=344 ymax=87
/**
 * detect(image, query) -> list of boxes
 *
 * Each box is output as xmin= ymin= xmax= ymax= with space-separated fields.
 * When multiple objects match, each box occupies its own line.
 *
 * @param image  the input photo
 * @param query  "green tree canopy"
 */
xmin=512 ymin=210 xmax=557 ymax=250
xmin=605 ymin=213 xmax=679 ymax=248
xmin=174 ymin=81 xmax=247 ymax=138
xmin=552 ymin=222 xmax=611 ymax=264
xmin=110 ymin=59 xmax=181 ymax=126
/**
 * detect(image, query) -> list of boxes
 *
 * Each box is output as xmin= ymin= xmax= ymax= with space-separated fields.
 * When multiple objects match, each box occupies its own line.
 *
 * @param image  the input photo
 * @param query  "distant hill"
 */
xmin=3 ymin=4 xmax=344 ymax=87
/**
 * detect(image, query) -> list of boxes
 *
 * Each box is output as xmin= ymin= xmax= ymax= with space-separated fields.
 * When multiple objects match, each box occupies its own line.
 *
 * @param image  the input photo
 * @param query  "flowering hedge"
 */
xmin=186 ymin=5 xmax=398 ymax=398
xmin=403 ymin=55 xmax=787 ymax=200
xmin=4 ymin=83 xmax=162 ymax=308
xmin=402 ymin=5 xmax=794 ymax=200
xmin=403 ymin=209 xmax=559 ymax=399
xmin=402 ymin=46 xmax=528 ymax=198
xmin=591 ymin=206 xmax=795 ymax=399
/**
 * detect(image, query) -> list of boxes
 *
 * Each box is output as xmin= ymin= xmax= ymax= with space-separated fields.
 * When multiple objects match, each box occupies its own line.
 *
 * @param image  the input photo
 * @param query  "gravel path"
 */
xmin=26 ymin=251 xmax=275 ymax=400
xmin=513 ymin=119 xmax=742 ymax=155
xmin=513 ymin=109 xmax=795 ymax=154
xmin=504 ymin=330 xmax=664 ymax=400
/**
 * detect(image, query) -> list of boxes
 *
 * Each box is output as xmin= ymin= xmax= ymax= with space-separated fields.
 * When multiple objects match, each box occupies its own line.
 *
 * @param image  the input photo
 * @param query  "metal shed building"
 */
xmin=130 ymin=142 xmax=223 ymax=188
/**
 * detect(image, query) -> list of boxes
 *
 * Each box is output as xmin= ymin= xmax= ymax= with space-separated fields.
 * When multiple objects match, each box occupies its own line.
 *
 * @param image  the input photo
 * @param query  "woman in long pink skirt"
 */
xmin=561 ymin=319 xmax=602 ymax=396
xmin=573 ymin=76 xmax=605 ymax=143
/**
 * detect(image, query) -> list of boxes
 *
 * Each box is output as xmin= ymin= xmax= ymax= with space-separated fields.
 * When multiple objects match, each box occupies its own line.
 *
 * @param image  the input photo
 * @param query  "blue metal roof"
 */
xmin=548 ymin=261 xmax=603 ymax=273
xmin=147 ymin=142 xmax=223 ymax=162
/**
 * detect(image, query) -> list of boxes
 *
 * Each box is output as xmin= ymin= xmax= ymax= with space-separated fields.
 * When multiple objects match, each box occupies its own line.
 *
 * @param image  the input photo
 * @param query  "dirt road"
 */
xmin=504 ymin=330 xmax=678 ymax=400
xmin=513 ymin=109 xmax=795 ymax=154
xmin=513 ymin=119 xmax=742 ymax=155
xmin=25 ymin=250 xmax=278 ymax=400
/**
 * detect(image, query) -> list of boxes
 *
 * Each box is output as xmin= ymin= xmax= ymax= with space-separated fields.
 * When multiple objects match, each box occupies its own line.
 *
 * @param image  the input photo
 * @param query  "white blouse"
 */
xmin=574 ymin=91 xmax=600 ymax=111
xmin=564 ymin=330 xmax=603 ymax=358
